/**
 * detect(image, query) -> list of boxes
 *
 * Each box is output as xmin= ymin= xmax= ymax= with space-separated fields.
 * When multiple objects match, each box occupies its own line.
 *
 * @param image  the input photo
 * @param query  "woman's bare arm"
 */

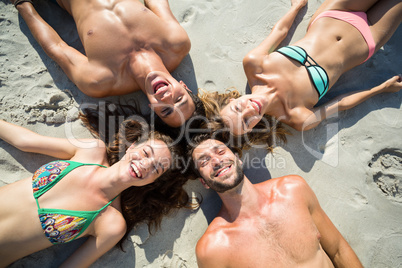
xmin=0 ymin=119 xmax=101 ymax=159
xmin=60 ymin=209 xmax=126 ymax=268
xmin=292 ymin=75 xmax=402 ymax=131
xmin=245 ymin=0 xmax=307 ymax=59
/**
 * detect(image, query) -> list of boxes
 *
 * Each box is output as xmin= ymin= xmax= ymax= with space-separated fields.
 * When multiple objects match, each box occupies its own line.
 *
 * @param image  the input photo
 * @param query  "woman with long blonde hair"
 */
xmin=217 ymin=0 xmax=402 ymax=135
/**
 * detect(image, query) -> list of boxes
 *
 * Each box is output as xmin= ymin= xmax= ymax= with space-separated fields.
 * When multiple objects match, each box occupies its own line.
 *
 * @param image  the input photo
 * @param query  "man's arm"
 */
xmin=304 ymin=180 xmax=363 ymax=267
xmin=290 ymin=75 xmax=402 ymax=131
xmin=310 ymin=201 xmax=363 ymax=267
xmin=13 ymin=2 xmax=110 ymax=97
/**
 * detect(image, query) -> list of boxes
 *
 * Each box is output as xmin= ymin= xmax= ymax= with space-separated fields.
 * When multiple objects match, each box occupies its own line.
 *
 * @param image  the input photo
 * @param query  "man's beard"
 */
xmin=205 ymin=158 xmax=244 ymax=193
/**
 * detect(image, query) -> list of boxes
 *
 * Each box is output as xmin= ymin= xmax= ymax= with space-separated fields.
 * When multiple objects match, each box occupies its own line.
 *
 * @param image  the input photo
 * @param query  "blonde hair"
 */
xmin=199 ymin=88 xmax=289 ymax=152
xmin=199 ymin=88 xmax=241 ymax=118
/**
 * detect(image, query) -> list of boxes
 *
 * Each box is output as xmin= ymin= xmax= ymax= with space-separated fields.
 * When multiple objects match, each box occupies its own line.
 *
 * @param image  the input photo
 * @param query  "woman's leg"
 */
xmin=367 ymin=0 xmax=402 ymax=51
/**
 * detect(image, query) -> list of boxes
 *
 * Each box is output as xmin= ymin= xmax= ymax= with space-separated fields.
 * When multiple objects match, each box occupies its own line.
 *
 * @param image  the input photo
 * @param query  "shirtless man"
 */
xmin=189 ymin=136 xmax=363 ymax=267
xmin=12 ymin=0 xmax=198 ymax=127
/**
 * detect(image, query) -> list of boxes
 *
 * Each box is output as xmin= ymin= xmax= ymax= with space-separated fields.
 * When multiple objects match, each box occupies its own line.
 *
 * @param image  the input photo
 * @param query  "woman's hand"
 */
xmin=291 ymin=0 xmax=308 ymax=9
xmin=380 ymin=75 xmax=402 ymax=93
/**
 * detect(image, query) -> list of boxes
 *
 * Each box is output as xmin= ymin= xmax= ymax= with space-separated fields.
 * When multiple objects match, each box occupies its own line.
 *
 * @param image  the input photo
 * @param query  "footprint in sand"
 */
xmin=180 ymin=7 xmax=196 ymax=24
xmin=161 ymin=251 xmax=188 ymax=268
xmin=370 ymin=234 xmax=402 ymax=267
xmin=27 ymin=92 xmax=75 ymax=124
xmin=203 ymin=80 xmax=216 ymax=91
xmin=368 ymin=149 xmax=402 ymax=202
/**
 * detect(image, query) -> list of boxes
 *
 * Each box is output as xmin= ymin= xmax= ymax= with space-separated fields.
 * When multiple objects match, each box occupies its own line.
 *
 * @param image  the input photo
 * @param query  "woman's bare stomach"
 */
xmin=293 ymin=16 xmax=371 ymax=89
xmin=0 ymin=178 xmax=51 ymax=266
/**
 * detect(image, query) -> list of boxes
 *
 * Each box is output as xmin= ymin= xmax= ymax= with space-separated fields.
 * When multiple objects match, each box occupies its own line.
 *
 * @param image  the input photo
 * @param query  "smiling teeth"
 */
xmin=217 ymin=166 xmax=230 ymax=176
xmin=131 ymin=163 xmax=141 ymax=178
xmin=251 ymin=101 xmax=260 ymax=113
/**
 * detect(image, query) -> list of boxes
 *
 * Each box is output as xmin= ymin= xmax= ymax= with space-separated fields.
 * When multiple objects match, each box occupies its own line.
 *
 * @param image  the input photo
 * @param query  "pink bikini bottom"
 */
xmin=310 ymin=10 xmax=376 ymax=62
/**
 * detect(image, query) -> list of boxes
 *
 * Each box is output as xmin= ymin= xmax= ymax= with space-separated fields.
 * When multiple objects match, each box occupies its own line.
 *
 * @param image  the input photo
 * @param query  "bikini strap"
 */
xmin=97 ymin=195 xmax=119 ymax=212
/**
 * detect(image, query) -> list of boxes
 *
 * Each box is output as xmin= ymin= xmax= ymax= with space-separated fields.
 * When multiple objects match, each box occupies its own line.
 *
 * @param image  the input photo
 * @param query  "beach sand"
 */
xmin=1 ymin=0 xmax=401 ymax=267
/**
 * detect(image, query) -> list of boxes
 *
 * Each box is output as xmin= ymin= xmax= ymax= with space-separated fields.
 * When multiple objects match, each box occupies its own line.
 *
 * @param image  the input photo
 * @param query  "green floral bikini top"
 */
xmin=32 ymin=160 xmax=117 ymax=244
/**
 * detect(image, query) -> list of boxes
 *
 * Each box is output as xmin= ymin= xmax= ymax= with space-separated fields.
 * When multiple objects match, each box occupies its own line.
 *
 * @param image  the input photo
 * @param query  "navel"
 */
xmin=87 ymin=30 xmax=94 ymax=36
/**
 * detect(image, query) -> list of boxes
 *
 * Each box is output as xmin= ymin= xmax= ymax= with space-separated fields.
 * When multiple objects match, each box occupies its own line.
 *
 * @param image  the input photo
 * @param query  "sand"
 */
xmin=0 ymin=0 xmax=401 ymax=267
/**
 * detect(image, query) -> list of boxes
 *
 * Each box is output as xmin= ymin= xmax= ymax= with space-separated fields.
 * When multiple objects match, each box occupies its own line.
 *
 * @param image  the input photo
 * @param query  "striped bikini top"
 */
xmin=32 ymin=160 xmax=117 ymax=244
xmin=276 ymin=45 xmax=329 ymax=100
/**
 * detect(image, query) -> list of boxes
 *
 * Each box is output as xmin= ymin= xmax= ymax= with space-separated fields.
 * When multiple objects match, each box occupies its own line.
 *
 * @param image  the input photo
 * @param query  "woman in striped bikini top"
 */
xmin=206 ymin=0 xmax=402 ymax=151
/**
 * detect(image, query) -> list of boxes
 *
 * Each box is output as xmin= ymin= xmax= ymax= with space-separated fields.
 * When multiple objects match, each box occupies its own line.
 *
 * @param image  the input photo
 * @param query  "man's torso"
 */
xmin=200 ymin=179 xmax=334 ymax=267
xmin=57 ymin=0 xmax=188 ymax=93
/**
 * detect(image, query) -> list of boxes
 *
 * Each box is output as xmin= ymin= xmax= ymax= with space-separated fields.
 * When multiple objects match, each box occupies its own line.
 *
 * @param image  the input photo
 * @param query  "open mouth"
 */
xmin=130 ymin=162 xmax=143 ymax=179
xmin=214 ymin=165 xmax=232 ymax=177
xmin=250 ymin=100 xmax=262 ymax=114
xmin=153 ymin=81 xmax=169 ymax=95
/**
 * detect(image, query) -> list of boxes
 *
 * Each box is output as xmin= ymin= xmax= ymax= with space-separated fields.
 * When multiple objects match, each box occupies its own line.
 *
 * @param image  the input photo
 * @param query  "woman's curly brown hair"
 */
xmin=199 ymin=88 xmax=289 ymax=152
xmin=80 ymin=104 xmax=198 ymax=250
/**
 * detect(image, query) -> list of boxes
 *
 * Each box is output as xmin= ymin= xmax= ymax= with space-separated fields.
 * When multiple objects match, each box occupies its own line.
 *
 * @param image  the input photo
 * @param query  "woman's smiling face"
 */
xmin=122 ymin=139 xmax=172 ymax=186
xmin=220 ymin=96 xmax=263 ymax=135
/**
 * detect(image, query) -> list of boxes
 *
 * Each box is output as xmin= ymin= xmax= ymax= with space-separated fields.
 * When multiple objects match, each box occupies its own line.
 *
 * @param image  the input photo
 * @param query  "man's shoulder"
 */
xmin=199 ymin=216 xmax=231 ymax=240
xmin=197 ymin=213 xmax=236 ymax=247
xmin=196 ymin=220 xmax=233 ymax=266
xmin=258 ymin=174 xmax=306 ymax=186
xmin=257 ymin=175 xmax=310 ymax=196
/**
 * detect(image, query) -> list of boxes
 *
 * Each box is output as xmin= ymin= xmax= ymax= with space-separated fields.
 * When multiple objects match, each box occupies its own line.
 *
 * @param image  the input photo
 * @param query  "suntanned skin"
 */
xmin=192 ymin=139 xmax=363 ymax=268
xmin=221 ymin=0 xmax=402 ymax=133
xmin=11 ymin=0 xmax=194 ymax=127
xmin=0 ymin=119 xmax=171 ymax=267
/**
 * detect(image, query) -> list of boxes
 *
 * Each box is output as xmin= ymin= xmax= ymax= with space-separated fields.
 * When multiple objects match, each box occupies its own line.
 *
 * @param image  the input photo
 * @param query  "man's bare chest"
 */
xmin=225 ymin=211 xmax=322 ymax=267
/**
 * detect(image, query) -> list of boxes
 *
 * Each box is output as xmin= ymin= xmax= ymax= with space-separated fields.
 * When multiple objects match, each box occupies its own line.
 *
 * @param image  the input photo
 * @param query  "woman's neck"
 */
xmin=251 ymin=86 xmax=280 ymax=115
xmin=89 ymin=165 xmax=131 ymax=201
